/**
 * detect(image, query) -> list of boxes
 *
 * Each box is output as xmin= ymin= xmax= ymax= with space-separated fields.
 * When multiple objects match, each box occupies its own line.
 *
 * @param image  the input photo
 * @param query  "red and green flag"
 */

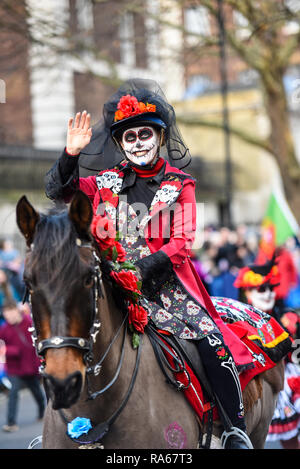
xmin=257 ymin=190 xmax=299 ymax=261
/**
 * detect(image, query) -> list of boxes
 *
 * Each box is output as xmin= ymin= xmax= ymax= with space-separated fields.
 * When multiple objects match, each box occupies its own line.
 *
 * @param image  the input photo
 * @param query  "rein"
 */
xmin=59 ymin=334 xmax=143 ymax=446
xmin=86 ymin=311 xmax=128 ymax=399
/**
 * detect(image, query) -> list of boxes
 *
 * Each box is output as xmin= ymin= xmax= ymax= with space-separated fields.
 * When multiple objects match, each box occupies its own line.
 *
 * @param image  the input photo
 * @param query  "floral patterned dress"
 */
xmin=118 ymin=201 xmax=220 ymax=341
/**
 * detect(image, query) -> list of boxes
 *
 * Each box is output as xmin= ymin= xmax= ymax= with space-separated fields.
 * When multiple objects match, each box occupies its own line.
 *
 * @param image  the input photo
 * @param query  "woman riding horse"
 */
xmin=45 ymin=79 xmax=254 ymax=449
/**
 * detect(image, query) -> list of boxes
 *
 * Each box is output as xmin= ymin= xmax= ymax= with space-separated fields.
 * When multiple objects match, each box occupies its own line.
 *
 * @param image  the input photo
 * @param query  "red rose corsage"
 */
xmin=91 ymin=214 xmax=147 ymax=346
xmin=91 ymin=214 xmax=126 ymax=263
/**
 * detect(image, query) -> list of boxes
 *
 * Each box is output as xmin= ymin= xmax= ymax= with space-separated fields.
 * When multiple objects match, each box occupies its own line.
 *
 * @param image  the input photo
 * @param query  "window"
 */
xmin=233 ymin=11 xmax=251 ymax=40
xmin=285 ymin=0 xmax=300 ymax=14
xmin=237 ymin=69 xmax=259 ymax=87
xmin=278 ymin=1 xmax=299 ymax=35
xmin=184 ymin=74 xmax=212 ymax=98
xmin=76 ymin=0 xmax=94 ymax=31
xmin=184 ymin=6 xmax=211 ymax=45
xmin=119 ymin=12 xmax=136 ymax=67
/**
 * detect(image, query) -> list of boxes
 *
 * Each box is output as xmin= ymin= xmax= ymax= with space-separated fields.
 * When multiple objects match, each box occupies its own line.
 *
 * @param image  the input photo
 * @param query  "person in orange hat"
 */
xmin=234 ymin=258 xmax=300 ymax=448
xmin=234 ymin=257 xmax=280 ymax=315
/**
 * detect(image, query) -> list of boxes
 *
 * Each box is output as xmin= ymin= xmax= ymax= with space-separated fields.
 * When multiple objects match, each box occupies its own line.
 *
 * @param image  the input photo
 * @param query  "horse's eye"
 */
xmin=84 ymin=273 xmax=94 ymax=288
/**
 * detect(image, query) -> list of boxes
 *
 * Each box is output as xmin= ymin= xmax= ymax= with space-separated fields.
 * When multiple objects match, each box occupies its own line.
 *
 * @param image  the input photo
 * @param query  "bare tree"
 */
xmin=123 ymin=0 xmax=300 ymax=217
xmin=180 ymin=0 xmax=300 ymax=218
xmin=0 ymin=0 xmax=123 ymax=84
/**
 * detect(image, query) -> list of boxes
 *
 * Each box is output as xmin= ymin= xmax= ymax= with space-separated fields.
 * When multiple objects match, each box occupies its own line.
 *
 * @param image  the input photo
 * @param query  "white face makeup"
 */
xmin=246 ymin=286 xmax=276 ymax=312
xmin=121 ymin=125 xmax=160 ymax=166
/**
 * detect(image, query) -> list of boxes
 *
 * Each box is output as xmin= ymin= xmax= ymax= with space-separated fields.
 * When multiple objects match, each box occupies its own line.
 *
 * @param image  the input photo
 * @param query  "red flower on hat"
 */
xmin=118 ymin=95 xmax=140 ymax=119
xmin=114 ymin=94 xmax=156 ymax=122
xmin=234 ymin=264 xmax=280 ymax=289
xmin=233 ymin=266 xmax=262 ymax=288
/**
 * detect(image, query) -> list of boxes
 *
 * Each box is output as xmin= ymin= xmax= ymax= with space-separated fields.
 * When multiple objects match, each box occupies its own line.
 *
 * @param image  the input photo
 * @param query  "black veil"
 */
xmin=79 ymin=78 xmax=191 ymax=173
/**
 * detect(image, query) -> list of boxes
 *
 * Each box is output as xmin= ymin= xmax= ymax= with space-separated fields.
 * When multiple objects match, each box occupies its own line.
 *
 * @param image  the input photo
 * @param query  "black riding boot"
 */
xmin=197 ymin=333 xmax=253 ymax=449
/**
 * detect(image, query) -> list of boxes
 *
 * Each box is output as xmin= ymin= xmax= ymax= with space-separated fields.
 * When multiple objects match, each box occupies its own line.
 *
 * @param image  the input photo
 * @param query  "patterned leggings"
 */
xmin=197 ymin=333 xmax=246 ymax=431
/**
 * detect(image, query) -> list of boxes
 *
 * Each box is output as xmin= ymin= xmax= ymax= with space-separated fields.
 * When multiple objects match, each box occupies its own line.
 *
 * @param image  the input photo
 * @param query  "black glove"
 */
xmin=135 ymin=251 xmax=173 ymax=297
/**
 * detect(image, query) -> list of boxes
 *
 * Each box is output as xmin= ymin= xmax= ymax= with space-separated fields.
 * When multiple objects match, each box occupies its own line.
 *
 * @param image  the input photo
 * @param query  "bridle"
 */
xmin=26 ymin=235 xmax=143 ymax=447
xmin=26 ymin=235 xmax=135 ymax=398
xmin=26 ymin=237 xmax=103 ymax=369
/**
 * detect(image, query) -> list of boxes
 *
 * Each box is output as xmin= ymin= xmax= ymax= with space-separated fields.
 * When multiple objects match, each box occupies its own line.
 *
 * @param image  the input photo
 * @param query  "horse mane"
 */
xmin=27 ymin=204 xmax=81 ymax=298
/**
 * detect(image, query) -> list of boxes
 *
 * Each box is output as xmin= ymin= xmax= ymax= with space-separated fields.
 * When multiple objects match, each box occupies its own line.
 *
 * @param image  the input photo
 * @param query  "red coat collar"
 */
xmin=129 ymin=158 xmax=165 ymax=178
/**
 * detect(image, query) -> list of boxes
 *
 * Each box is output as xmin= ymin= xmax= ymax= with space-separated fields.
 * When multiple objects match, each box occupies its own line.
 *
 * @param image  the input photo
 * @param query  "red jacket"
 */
xmin=0 ymin=314 xmax=40 ymax=376
xmin=76 ymin=160 xmax=253 ymax=367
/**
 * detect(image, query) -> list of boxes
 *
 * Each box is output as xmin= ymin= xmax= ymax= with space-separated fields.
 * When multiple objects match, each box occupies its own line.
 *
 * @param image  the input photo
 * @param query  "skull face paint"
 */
xmin=246 ymin=286 xmax=276 ymax=312
xmin=121 ymin=125 xmax=160 ymax=166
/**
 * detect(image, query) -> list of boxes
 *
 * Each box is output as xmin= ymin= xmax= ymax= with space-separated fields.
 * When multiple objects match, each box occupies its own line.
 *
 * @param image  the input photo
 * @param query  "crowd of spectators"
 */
xmin=0 ymin=238 xmax=25 ymax=322
xmin=0 ymin=238 xmax=26 ymax=388
xmin=0 ymin=238 xmax=45 ymax=432
xmin=192 ymin=224 xmax=300 ymax=310
xmin=1 ymin=225 xmax=299 ymax=324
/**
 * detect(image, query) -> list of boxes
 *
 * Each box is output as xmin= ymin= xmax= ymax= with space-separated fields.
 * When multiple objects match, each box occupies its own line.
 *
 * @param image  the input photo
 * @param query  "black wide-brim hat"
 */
xmin=110 ymin=112 xmax=167 ymax=139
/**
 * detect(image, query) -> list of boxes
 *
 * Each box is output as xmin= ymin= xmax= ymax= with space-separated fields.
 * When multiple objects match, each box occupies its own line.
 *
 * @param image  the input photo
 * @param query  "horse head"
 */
xmin=16 ymin=191 xmax=102 ymax=410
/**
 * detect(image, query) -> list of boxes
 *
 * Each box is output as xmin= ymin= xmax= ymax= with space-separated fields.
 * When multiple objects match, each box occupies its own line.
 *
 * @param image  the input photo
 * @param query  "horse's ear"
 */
xmin=69 ymin=191 xmax=93 ymax=238
xmin=16 ymin=196 xmax=40 ymax=247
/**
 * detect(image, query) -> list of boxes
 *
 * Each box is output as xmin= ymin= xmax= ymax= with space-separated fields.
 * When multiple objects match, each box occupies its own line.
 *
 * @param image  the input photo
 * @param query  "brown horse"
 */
xmin=16 ymin=191 xmax=284 ymax=449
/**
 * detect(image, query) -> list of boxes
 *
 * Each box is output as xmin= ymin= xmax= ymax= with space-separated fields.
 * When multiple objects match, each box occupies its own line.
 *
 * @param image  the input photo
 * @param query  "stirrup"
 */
xmin=220 ymin=427 xmax=253 ymax=449
xmin=28 ymin=435 xmax=43 ymax=449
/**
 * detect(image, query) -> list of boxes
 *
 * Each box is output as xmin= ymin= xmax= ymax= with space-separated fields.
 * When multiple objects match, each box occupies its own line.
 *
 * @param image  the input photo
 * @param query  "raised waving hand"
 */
xmin=66 ymin=111 xmax=92 ymax=155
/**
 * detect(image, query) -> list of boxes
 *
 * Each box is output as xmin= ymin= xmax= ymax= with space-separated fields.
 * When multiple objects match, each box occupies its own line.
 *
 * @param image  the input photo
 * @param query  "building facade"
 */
xmin=1 ymin=0 xmax=300 ymax=242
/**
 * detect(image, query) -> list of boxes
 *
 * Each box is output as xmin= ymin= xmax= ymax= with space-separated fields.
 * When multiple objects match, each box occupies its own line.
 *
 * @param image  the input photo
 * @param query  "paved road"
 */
xmin=0 ymin=388 xmax=282 ymax=450
xmin=0 ymin=389 xmax=44 ymax=450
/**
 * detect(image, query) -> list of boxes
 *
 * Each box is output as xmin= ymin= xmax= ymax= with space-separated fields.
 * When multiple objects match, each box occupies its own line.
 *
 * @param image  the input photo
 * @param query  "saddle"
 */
xmin=145 ymin=322 xmax=231 ymax=448
xmin=145 ymin=301 xmax=293 ymax=448
xmin=146 ymin=322 xmax=208 ymax=391
xmin=146 ymin=296 xmax=293 ymax=402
